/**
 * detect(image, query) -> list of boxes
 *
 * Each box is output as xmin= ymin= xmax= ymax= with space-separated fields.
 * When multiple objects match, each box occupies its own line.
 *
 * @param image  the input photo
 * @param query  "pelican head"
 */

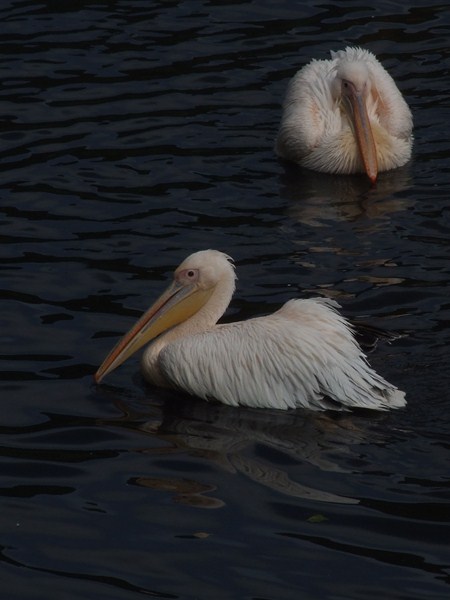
xmin=333 ymin=59 xmax=378 ymax=183
xmin=94 ymin=250 xmax=235 ymax=383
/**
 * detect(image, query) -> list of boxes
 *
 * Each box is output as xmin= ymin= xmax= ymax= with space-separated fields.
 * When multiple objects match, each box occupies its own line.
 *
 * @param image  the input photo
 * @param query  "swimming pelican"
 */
xmin=276 ymin=47 xmax=413 ymax=182
xmin=95 ymin=249 xmax=405 ymax=411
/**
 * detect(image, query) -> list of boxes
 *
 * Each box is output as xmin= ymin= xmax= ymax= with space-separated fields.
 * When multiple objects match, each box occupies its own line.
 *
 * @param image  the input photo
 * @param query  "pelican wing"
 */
xmin=276 ymin=58 xmax=337 ymax=163
xmin=158 ymin=298 xmax=405 ymax=411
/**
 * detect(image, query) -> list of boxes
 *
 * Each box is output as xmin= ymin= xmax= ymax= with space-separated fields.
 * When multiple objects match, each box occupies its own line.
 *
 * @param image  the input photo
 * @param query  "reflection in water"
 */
xmin=133 ymin=475 xmax=224 ymax=509
xmin=280 ymin=163 xmax=412 ymax=227
xmin=108 ymin=393 xmax=386 ymax=508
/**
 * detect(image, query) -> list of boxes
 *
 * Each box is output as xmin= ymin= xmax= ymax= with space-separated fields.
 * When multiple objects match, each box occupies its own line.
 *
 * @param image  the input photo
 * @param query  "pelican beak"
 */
xmin=344 ymin=83 xmax=378 ymax=183
xmin=94 ymin=280 xmax=213 ymax=383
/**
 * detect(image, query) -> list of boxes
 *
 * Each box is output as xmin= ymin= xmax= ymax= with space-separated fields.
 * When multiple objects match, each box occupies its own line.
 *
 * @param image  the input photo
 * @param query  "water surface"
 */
xmin=1 ymin=1 xmax=450 ymax=599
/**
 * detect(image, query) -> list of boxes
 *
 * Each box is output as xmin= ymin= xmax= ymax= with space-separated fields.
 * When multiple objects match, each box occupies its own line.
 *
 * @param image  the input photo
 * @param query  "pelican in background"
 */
xmin=95 ymin=250 xmax=405 ymax=411
xmin=276 ymin=47 xmax=413 ymax=183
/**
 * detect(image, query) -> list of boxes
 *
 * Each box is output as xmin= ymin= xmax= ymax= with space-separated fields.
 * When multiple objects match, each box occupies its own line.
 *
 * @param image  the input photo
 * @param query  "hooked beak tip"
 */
xmin=94 ymin=371 xmax=103 ymax=384
xmin=368 ymin=171 xmax=377 ymax=185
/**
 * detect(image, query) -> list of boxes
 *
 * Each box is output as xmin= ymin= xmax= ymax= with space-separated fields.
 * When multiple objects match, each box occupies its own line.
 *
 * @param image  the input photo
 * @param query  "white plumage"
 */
xmin=95 ymin=250 xmax=405 ymax=412
xmin=276 ymin=47 xmax=413 ymax=182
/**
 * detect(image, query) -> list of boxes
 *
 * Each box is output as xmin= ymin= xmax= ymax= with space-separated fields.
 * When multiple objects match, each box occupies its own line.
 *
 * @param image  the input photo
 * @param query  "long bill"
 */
xmin=345 ymin=87 xmax=378 ymax=183
xmin=94 ymin=280 xmax=213 ymax=383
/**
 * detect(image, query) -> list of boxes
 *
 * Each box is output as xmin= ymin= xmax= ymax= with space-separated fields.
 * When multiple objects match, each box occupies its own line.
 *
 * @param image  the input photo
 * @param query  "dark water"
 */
xmin=1 ymin=1 xmax=450 ymax=598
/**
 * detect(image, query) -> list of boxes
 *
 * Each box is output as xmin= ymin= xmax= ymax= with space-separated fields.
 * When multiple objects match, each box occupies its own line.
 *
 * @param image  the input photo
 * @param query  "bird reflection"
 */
xmin=280 ymin=163 xmax=412 ymax=227
xmin=104 ymin=390 xmax=387 ymax=508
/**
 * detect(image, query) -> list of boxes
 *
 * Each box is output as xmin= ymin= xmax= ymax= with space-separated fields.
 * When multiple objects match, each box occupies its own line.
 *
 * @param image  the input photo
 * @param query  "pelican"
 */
xmin=276 ymin=47 xmax=413 ymax=182
xmin=95 ymin=250 xmax=405 ymax=411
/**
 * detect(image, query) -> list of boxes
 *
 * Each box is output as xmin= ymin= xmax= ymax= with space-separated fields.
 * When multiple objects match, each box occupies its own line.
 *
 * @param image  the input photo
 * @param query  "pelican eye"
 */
xmin=178 ymin=268 xmax=200 ymax=284
xmin=342 ymin=79 xmax=352 ymax=91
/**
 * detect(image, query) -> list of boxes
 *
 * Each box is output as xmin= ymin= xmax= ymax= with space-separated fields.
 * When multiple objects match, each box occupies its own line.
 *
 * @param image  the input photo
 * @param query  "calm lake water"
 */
xmin=1 ymin=1 xmax=450 ymax=598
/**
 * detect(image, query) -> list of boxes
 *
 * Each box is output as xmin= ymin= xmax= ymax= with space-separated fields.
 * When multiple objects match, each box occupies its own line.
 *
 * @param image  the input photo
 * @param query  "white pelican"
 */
xmin=276 ymin=46 xmax=413 ymax=182
xmin=95 ymin=249 xmax=405 ymax=411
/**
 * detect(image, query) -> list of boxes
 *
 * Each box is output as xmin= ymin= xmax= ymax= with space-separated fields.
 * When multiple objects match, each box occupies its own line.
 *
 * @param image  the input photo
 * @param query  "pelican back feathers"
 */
xmin=156 ymin=298 xmax=405 ymax=411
